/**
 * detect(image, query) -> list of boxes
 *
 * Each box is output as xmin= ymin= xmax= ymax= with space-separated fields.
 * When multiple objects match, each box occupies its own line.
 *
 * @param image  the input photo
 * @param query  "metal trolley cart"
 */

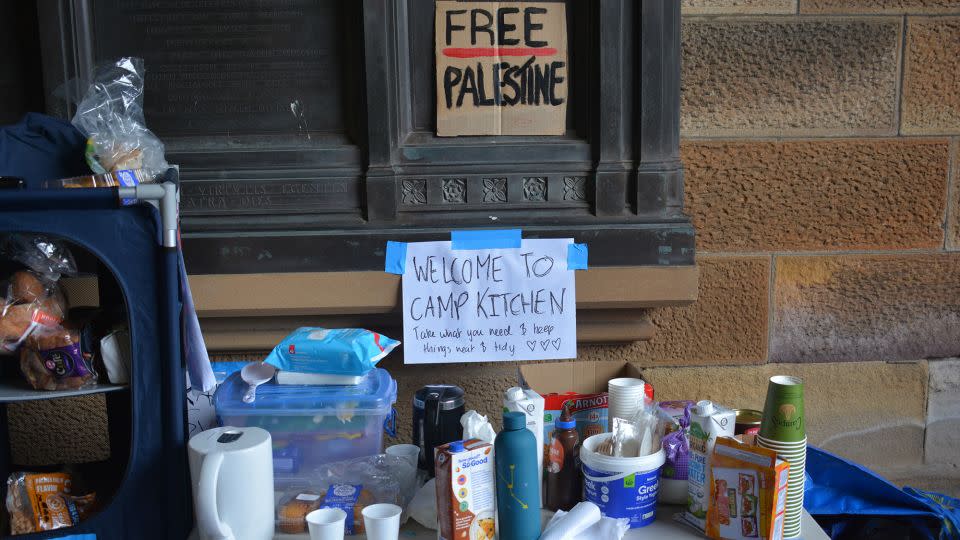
xmin=0 ymin=182 xmax=190 ymax=539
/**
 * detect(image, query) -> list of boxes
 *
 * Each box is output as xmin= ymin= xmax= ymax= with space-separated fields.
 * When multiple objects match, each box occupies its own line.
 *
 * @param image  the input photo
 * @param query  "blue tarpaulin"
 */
xmin=806 ymin=445 xmax=959 ymax=539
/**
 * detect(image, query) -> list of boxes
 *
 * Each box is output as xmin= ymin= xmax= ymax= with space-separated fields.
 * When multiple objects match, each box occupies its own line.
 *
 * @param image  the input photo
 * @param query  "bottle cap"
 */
xmin=695 ymin=400 xmax=715 ymax=416
xmin=555 ymin=406 xmax=576 ymax=429
xmin=448 ymin=440 xmax=465 ymax=453
xmin=503 ymin=411 xmax=526 ymax=430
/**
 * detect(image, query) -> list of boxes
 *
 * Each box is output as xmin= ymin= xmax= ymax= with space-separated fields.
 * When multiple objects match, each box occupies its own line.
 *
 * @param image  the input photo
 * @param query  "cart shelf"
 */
xmin=0 ymin=381 xmax=127 ymax=403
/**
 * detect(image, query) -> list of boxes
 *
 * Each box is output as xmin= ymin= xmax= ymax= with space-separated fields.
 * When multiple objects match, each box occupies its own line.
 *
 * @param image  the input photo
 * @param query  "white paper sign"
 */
xmin=400 ymin=238 xmax=577 ymax=364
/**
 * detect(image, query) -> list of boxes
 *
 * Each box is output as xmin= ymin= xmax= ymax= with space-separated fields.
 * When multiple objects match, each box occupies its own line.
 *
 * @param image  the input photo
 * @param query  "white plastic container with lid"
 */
xmin=685 ymin=400 xmax=735 ymax=530
xmin=503 ymin=386 xmax=545 ymax=505
xmin=214 ymin=368 xmax=397 ymax=485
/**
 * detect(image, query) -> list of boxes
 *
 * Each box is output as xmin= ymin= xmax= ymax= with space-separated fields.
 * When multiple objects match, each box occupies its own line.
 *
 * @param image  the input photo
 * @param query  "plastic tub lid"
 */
xmin=214 ymin=367 xmax=397 ymax=416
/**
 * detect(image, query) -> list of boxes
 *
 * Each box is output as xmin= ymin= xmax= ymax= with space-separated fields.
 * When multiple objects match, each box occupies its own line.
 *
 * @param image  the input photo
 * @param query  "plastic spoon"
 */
xmin=241 ymin=362 xmax=276 ymax=403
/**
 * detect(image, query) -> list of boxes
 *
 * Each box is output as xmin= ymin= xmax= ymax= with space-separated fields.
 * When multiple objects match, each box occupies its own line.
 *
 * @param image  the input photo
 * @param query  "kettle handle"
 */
xmin=197 ymin=451 xmax=235 ymax=540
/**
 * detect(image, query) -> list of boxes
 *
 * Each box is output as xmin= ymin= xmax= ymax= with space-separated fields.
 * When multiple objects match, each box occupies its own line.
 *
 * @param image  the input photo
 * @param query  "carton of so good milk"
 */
xmin=435 ymin=439 xmax=496 ymax=540
xmin=706 ymin=438 xmax=790 ymax=540
xmin=686 ymin=400 xmax=736 ymax=530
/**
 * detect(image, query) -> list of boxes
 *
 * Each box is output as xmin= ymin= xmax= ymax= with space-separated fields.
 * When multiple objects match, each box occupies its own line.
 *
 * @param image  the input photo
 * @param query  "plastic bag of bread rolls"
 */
xmin=19 ymin=322 xmax=97 ymax=391
xmin=1 ymin=271 xmax=68 ymax=354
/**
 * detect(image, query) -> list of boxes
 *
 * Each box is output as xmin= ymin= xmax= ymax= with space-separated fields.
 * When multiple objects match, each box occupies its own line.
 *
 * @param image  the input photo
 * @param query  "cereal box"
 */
xmin=706 ymin=437 xmax=790 ymax=540
xmin=435 ymin=439 xmax=496 ymax=540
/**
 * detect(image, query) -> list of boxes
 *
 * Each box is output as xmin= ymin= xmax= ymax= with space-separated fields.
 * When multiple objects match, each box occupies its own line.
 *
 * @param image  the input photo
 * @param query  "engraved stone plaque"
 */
xmin=181 ymin=178 xmax=360 ymax=214
xmin=91 ymin=0 xmax=350 ymax=137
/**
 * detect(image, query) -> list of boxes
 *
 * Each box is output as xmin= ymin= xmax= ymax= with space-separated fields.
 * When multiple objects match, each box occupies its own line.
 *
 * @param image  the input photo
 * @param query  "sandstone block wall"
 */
xmin=675 ymin=3 xmax=958 ymax=490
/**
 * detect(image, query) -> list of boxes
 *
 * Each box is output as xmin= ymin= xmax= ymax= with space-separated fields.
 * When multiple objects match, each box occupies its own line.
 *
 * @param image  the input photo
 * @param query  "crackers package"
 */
xmin=706 ymin=437 xmax=789 ymax=540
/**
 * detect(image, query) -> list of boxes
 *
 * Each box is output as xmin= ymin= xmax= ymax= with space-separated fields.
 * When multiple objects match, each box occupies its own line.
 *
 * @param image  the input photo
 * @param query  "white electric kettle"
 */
xmin=188 ymin=426 xmax=274 ymax=540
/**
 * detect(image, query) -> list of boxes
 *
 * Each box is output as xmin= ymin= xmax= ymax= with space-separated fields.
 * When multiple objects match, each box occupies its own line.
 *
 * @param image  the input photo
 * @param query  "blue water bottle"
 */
xmin=496 ymin=411 xmax=542 ymax=540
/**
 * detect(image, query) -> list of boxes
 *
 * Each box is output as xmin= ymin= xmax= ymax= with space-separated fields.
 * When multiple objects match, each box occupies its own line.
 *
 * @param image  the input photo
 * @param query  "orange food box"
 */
xmin=706 ymin=437 xmax=790 ymax=540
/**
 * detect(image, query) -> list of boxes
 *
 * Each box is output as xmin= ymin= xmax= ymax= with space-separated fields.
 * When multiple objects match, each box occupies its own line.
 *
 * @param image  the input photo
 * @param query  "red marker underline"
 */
xmin=442 ymin=47 xmax=558 ymax=58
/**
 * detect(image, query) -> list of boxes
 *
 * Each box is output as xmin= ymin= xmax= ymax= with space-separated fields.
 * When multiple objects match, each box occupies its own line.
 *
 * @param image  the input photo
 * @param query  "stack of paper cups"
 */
xmin=608 ymin=378 xmax=647 ymax=422
xmin=756 ymin=376 xmax=806 ymax=539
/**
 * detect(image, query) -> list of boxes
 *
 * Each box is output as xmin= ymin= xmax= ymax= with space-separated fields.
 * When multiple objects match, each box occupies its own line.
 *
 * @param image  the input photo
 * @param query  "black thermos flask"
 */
xmin=412 ymin=385 xmax=466 ymax=477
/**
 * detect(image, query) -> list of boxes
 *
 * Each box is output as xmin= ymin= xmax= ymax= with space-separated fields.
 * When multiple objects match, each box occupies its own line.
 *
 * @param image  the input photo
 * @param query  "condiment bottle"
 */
xmin=495 ymin=412 xmax=541 ymax=540
xmin=545 ymin=405 xmax=581 ymax=511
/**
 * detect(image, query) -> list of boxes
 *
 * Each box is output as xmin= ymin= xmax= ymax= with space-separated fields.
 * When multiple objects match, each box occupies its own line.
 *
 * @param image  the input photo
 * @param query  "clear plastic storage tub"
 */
xmin=214 ymin=368 xmax=397 ymax=477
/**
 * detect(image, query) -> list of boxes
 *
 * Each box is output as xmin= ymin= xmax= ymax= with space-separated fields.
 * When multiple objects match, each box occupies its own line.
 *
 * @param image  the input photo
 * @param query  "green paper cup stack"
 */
xmin=757 ymin=375 xmax=806 ymax=539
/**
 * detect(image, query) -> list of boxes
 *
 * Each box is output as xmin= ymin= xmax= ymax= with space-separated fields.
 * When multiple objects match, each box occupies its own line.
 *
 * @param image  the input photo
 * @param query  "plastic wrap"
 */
xmin=1 ymin=272 xmax=67 ymax=355
xmin=662 ymin=403 xmax=692 ymax=481
xmin=1 ymin=234 xmax=74 ymax=355
xmin=277 ymin=454 xmax=417 ymax=535
xmin=598 ymin=403 xmax=667 ymax=458
xmin=1 ymin=234 xmax=77 ymax=282
xmin=264 ymin=328 xmax=400 ymax=377
xmin=71 ymin=57 xmax=169 ymax=179
xmin=543 ymin=505 xmax=631 ymax=540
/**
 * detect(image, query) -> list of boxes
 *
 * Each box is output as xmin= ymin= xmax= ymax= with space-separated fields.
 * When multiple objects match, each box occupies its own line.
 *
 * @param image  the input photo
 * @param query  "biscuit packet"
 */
xmin=5 ymin=472 xmax=96 ymax=535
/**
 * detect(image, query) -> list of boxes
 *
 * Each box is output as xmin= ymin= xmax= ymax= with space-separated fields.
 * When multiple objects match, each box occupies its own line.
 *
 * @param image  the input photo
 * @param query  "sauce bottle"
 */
xmin=495 ymin=412 xmax=542 ymax=540
xmin=545 ymin=405 xmax=581 ymax=511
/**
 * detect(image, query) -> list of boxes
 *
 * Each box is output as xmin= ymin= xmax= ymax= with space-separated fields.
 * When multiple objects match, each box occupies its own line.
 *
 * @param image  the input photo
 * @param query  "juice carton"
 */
xmin=435 ymin=439 xmax=496 ymax=540
xmin=686 ymin=400 xmax=736 ymax=530
xmin=706 ymin=437 xmax=790 ymax=540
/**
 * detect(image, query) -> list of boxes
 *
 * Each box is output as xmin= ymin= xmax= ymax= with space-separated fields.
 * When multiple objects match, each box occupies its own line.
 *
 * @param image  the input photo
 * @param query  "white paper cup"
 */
xmin=306 ymin=508 xmax=347 ymax=540
xmin=609 ymin=378 xmax=645 ymax=391
xmin=361 ymin=503 xmax=402 ymax=540
xmin=386 ymin=444 xmax=421 ymax=467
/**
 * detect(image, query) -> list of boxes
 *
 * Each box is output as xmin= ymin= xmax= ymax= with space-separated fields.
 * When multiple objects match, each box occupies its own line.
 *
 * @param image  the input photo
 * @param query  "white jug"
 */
xmin=188 ymin=426 xmax=274 ymax=540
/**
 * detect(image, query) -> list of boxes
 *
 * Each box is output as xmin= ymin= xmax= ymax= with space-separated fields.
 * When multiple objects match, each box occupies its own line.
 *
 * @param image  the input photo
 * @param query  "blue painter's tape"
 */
xmin=384 ymin=241 xmax=407 ymax=274
xmin=567 ymin=243 xmax=588 ymax=270
xmin=450 ymin=229 xmax=522 ymax=250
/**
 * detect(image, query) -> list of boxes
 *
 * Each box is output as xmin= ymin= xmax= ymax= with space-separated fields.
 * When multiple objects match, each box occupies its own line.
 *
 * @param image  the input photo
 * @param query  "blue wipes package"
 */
xmin=263 ymin=328 xmax=399 ymax=376
xmin=320 ymin=484 xmax=364 ymax=534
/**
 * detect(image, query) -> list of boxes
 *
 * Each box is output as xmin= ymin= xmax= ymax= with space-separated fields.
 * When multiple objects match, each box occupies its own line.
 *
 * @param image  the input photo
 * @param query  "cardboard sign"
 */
xmin=396 ymin=237 xmax=578 ymax=364
xmin=435 ymin=1 xmax=568 ymax=136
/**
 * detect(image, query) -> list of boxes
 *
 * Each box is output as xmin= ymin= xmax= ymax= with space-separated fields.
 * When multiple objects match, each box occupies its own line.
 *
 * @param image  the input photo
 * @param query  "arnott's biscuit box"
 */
xmin=519 ymin=361 xmax=654 ymax=446
xmin=435 ymin=439 xmax=496 ymax=540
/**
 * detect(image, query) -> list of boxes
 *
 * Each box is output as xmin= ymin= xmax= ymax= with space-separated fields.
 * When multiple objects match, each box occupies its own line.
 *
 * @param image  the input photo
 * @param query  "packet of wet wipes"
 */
xmin=264 ymin=328 xmax=399 ymax=376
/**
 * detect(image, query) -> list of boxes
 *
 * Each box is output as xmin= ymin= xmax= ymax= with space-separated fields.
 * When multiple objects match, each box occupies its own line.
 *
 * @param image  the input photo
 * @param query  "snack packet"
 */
xmin=264 ymin=328 xmax=399 ymax=377
xmin=661 ymin=403 xmax=692 ymax=482
xmin=20 ymin=323 xmax=98 ymax=391
xmin=5 ymin=472 xmax=96 ymax=535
